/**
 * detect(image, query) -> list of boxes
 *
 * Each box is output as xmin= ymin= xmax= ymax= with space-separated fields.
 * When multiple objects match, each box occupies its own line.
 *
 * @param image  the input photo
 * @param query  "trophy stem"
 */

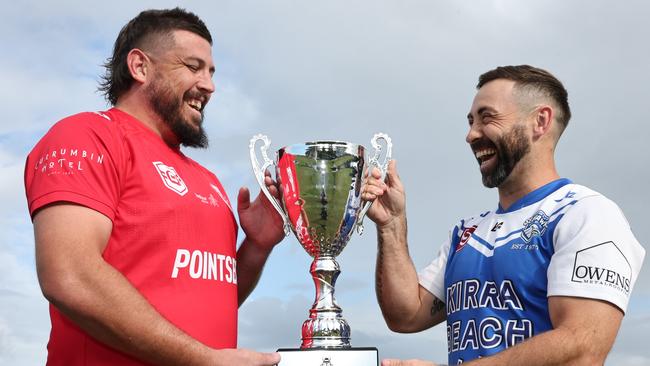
xmin=301 ymin=256 xmax=351 ymax=349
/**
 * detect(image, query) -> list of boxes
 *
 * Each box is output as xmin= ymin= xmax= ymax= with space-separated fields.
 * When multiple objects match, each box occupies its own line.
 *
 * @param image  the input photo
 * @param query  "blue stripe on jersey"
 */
xmin=495 ymin=229 xmax=523 ymax=243
xmin=471 ymin=233 xmax=495 ymax=250
xmin=496 ymin=178 xmax=572 ymax=214
xmin=550 ymin=200 xmax=578 ymax=217
xmin=489 ymin=201 xmax=577 ymax=246
xmin=444 ymin=178 xmax=575 ymax=364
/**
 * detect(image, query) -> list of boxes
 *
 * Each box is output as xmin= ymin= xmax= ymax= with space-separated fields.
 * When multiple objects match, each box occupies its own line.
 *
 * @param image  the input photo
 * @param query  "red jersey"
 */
xmin=24 ymin=108 xmax=239 ymax=365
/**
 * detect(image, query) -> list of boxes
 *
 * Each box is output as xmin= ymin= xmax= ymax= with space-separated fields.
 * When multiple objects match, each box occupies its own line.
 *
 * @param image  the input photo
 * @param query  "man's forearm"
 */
xmin=236 ymin=237 xmax=273 ymax=305
xmin=44 ymin=259 xmax=216 ymax=366
xmin=465 ymin=327 xmax=603 ymax=366
xmin=375 ymin=214 xmax=423 ymax=328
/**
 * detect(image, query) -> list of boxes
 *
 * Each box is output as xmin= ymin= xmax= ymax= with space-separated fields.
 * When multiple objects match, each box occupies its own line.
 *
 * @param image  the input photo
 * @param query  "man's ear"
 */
xmin=532 ymin=105 xmax=554 ymax=140
xmin=126 ymin=49 xmax=150 ymax=83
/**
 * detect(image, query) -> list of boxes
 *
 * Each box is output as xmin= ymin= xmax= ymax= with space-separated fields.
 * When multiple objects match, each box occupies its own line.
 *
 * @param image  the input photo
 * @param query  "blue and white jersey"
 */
xmin=418 ymin=178 xmax=645 ymax=364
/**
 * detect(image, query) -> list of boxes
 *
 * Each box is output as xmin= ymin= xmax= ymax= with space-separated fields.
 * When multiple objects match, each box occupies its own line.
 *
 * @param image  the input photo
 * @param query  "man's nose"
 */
xmin=198 ymin=72 xmax=215 ymax=94
xmin=466 ymin=123 xmax=482 ymax=144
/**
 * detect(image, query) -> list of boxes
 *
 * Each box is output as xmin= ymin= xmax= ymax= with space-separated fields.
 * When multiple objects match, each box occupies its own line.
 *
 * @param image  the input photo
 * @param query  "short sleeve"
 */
xmin=24 ymin=112 xmax=124 ymax=221
xmin=547 ymin=195 xmax=645 ymax=313
xmin=418 ymin=235 xmax=452 ymax=302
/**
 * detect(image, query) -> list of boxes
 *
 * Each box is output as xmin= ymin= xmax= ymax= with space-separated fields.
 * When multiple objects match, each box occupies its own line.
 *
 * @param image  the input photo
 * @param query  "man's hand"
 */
xmin=237 ymin=170 xmax=285 ymax=251
xmin=212 ymin=348 xmax=280 ymax=366
xmin=382 ymin=359 xmax=439 ymax=366
xmin=236 ymin=170 xmax=287 ymax=304
xmin=362 ymin=160 xmax=406 ymax=227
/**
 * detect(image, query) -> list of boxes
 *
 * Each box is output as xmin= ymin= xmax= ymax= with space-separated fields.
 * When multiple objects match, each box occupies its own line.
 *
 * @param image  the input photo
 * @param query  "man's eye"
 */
xmin=186 ymin=64 xmax=199 ymax=72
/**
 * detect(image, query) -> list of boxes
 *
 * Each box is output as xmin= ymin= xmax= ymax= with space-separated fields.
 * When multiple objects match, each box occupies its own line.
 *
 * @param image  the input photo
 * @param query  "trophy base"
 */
xmin=277 ymin=347 xmax=378 ymax=365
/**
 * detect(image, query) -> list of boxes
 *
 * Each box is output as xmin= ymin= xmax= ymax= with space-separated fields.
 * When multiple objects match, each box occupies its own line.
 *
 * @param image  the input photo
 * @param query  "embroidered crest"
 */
xmin=521 ymin=210 xmax=550 ymax=243
xmin=153 ymin=161 xmax=188 ymax=196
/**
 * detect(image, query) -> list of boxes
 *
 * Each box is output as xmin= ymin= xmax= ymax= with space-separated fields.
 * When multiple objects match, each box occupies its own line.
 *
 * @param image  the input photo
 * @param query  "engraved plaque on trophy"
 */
xmin=249 ymin=134 xmax=392 ymax=365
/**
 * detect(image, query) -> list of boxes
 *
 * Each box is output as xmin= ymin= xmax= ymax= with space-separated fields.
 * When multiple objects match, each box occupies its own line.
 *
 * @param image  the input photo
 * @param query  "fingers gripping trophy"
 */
xmin=250 ymin=133 xmax=392 ymax=365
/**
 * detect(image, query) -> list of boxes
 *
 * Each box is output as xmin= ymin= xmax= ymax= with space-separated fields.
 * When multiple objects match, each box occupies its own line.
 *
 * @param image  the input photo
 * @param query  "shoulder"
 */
xmin=27 ymin=110 xmax=130 ymax=171
xmin=33 ymin=110 xmax=133 ymax=153
xmin=36 ymin=111 xmax=126 ymax=149
xmin=552 ymin=183 xmax=643 ymax=257
xmin=455 ymin=209 xmax=494 ymax=230
xmin=48 ymin=110 xmax=120 ymax=135
xmin=554 ymin=183 xmax=626 ymax=224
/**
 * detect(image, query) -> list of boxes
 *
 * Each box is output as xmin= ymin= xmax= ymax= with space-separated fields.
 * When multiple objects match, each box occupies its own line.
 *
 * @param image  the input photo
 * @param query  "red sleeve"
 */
xmin=24 ymin=112 xmax=125 ymax=221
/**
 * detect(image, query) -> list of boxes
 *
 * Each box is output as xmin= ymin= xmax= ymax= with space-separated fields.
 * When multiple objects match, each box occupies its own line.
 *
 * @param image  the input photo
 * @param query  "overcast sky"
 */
xmin=1 ymin=0 xmax=649 ymax=365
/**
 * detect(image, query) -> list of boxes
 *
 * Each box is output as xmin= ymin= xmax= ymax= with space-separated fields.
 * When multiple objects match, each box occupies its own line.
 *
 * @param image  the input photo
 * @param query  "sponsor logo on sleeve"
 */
xmin=153 ymin=162 xmax=188 ymax=196
xmin=33 ymin=148 xmax=105 ymax=174
xmin=571 ymin=241 xmax=631 ymax=295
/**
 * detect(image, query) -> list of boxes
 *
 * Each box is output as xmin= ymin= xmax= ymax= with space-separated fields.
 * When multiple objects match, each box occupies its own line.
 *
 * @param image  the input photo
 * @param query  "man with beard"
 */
xmin=362 ymin=65 xmax=645 ymax=365
xmin=24 ymin=8 xmax=283 ymax=366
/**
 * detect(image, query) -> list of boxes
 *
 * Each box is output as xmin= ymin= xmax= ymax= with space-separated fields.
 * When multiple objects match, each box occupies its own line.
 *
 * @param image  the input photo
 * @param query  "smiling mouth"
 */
xmin=475 ymin=148 xmax=496 ymax=166
xmin=187 ymin=99 xmax=203 ymax=112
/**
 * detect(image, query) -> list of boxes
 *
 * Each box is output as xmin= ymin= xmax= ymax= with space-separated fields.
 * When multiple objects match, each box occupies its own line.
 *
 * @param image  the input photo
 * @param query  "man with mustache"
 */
xmin=24 ymin=8 xmax=282 ymax=366
xmin=363 ymin=65 xmax=645 ymax=365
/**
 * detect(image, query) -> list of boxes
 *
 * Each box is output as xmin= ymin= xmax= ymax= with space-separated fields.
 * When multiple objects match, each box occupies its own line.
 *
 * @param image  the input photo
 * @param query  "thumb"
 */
xmin=386 ymin=159 xmax=402 ymax=187
xmin=381 ymin=359 xmax=400 ymax=366
xmin=259 ymin=351 xmax=281 ymax=365
xmin=237 ymin=187 xmax=251 ymax=212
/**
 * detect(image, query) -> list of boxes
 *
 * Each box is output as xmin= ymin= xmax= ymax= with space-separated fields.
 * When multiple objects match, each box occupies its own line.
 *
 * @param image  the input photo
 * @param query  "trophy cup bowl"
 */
xmin=250 ymin=134 xmax=392 ymax=365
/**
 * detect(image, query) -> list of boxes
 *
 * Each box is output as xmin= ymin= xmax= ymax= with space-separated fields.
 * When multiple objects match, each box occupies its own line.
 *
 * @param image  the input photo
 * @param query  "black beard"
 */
xmin=482 ymin=125 xmax=530 ymax=188
xmin=146 ymin=77 xmax=208 ymax=148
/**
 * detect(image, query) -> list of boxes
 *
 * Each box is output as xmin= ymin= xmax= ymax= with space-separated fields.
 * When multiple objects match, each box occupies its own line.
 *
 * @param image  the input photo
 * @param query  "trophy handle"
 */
xmin=249 ymin=134 xmax=291 ymax=236
xmin=356 ymin=133 xmax=392 ymax=235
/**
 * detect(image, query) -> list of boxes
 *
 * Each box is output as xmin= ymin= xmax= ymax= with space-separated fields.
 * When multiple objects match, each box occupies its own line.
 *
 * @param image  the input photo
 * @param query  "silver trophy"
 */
xmin=249 ymin=133 xmax=392 ymax=365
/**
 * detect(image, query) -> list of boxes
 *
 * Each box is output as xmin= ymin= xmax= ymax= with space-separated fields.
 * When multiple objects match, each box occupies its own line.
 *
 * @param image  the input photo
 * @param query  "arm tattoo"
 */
xmin=376 ymin=232 xmax=385 ymax=301
xmin=431 ymin=297 xmax=445 ymax=317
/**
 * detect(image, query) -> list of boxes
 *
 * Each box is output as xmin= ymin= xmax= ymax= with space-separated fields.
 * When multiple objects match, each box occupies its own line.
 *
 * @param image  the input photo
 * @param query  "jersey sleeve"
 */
xmin=547 ymin=195 xmax=645 ymax=313
xmin=24 ymin=112 xmax=125 ymax=221
xmin=418 ymin=234 xmax=452 ymax=302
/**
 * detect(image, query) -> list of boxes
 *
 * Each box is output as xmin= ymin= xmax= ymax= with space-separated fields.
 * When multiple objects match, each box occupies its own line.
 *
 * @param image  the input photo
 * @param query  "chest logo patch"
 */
xmin=521 ymin=210 xmax=549 ymax=243
xmin=456 ymin=225 xmax=478 ymax=252
xmin=153 ymin=161 xmax=188 ymax=196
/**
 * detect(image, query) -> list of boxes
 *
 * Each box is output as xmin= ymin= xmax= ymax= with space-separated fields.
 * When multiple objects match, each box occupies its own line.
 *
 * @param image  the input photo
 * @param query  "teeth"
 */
xmin=188 ymin=100 xmax=202 ymax=111
xmin=475 ymin=148 xmax=496 ymax=160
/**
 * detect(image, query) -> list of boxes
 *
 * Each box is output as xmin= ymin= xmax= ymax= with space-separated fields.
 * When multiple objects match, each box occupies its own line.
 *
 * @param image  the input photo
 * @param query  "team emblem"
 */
xmin=521 ymin=210 xmax=549 ymax=243
xmin=153 ymin=161 xmax=188 ymax=196
xmin=456 ymin=225 xmax=478 ymax=252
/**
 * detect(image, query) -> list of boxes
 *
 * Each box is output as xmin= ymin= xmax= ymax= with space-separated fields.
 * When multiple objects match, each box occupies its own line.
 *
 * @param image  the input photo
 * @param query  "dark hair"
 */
xmin=477 ymin=65 xmax=571 ymax=128
xmin=98 ymin=8 xmax=212 ymax=105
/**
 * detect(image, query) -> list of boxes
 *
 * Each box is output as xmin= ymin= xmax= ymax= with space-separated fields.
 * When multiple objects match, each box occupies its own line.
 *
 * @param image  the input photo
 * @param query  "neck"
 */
xmin=497 ymin=154 xmax=559 ymax=210
xmin=115 ymin=91 xmax=180 ymax=148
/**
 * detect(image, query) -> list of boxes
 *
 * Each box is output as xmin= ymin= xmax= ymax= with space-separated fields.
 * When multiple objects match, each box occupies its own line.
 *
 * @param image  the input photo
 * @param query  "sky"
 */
xmin=1 ymin=0 xmax=649 ymax=364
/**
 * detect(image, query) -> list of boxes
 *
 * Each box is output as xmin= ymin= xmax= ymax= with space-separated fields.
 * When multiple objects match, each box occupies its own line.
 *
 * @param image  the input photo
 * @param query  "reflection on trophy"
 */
xmin=249 ymin=134 xmax=392 ymax=365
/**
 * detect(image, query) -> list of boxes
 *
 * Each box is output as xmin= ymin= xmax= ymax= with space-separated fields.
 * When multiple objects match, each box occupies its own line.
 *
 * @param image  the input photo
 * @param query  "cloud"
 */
xmin=1 ymin=1 xmax=649 ymax=365
xmin=0 ymin=249 xmax=49 ymax=366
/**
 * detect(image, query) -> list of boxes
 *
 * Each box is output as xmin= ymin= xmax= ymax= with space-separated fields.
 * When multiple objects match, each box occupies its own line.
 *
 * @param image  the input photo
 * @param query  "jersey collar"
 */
xmin=496 ymin=178 xmax=573 ymax=214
